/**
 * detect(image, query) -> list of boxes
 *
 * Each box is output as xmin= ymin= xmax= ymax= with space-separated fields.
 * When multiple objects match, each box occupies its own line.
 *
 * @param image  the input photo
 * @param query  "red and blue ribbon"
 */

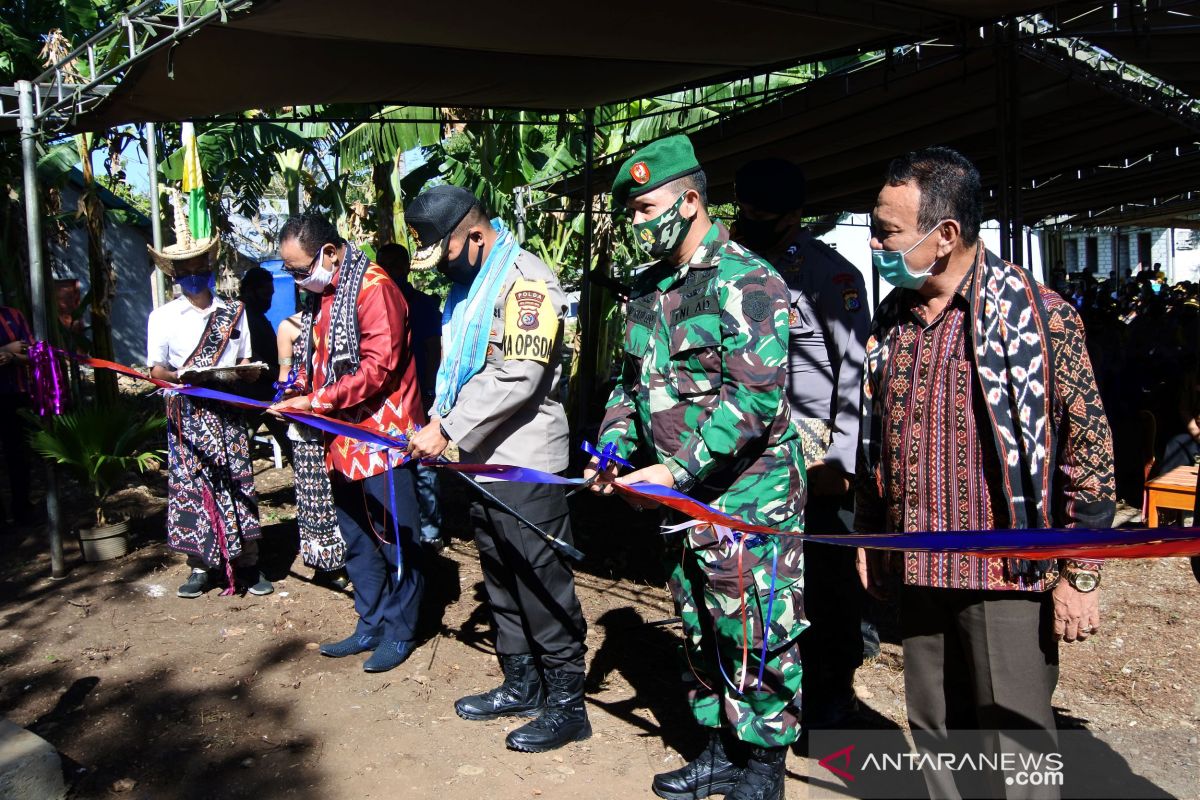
xmin=63 ymin=351 xmax=1200 ymax=559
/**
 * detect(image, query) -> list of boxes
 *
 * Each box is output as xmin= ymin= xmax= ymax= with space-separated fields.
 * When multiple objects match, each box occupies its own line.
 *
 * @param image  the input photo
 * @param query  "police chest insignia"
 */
xmin=783 ymin=245 xmax=801 ymax=266
xmin=843 ymin=288 xmax=861 ymax=312
xmin=630 ymin=161 xmax=651 ymax=184
xmin=407 ymin=224 xmax=422 ymax=249
xmin=788 ymin=307 xmax=799 ymax=326
xmin=743 ymin=290 xmax=772 ymax=321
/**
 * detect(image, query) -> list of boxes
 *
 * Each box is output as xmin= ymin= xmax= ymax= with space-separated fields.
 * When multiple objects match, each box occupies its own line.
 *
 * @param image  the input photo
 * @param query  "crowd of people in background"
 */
xmin=1051 ymin=263 xmax=1200 ymax=500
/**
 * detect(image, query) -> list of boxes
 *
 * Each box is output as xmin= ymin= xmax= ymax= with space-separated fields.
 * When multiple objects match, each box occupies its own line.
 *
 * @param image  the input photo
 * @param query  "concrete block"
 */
xmin=0 ymin=719 xmax=66 ymax=800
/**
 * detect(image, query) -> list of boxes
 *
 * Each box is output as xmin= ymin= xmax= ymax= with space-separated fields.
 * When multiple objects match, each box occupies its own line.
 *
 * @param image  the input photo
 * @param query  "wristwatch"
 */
xmin=667 ymin=460 xmax=697 ymax=494
xmin=1061 ymin=563 xmax=1101 ymax=593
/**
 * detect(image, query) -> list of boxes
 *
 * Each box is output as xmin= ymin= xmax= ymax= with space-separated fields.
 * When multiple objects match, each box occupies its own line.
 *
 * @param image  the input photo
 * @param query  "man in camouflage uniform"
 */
xmin=588 ymin=135 xmax=806 ymax=800
xmin=734 ymin=158 xmax=872 ymax=728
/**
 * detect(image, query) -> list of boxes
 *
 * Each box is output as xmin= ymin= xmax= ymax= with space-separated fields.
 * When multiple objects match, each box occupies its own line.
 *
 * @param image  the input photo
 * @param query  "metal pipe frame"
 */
xmin=17 ymin=81 xmax=65 ymax=578
xmin=0 ymin=0 xmax=253 ymax=129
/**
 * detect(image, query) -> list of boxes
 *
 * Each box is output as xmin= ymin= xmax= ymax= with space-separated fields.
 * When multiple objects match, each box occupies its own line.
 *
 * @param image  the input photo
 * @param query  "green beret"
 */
xmin=611 ymin=135 xmax=702 ymax=208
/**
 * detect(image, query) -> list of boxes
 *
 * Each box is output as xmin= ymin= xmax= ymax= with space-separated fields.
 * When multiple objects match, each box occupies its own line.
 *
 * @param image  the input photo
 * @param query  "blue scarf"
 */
xmin=434 ymin=219 xmax=520 ymax=417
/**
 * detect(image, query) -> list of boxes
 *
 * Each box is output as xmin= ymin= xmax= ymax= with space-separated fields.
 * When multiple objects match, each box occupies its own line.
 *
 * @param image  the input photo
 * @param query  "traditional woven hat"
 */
xmin=146 ymin=189 xmax=218 ymax=276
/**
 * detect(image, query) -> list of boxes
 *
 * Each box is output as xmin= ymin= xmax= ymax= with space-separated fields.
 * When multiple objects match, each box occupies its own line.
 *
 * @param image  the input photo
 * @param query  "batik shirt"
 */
xmin=599 ymin=222 xmax=805 ymax=534
xmin=855 ymin=270 xmax=1115 ymax=591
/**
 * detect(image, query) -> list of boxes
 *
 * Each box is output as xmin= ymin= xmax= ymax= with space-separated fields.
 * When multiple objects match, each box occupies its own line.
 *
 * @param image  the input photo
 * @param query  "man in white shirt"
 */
xmin=147 ymin=232 xmax=269 ymax=599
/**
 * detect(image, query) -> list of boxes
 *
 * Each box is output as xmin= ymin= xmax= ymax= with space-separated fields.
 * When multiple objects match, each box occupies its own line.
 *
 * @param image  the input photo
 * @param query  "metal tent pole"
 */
xmin=145 ymin=122 xmax=167 ymax=307
xmin=17 ymin=80 xmax=65 ymax=579
xmin=574 ymin=109 xmax=597 ymax=448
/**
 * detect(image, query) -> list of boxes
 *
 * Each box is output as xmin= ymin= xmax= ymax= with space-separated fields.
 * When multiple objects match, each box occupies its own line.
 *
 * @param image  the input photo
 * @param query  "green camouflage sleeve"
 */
xmin=598 ymin=377 xmax=639 ymax=461
xmin=673 ymin=258 xmax=791 ymax=481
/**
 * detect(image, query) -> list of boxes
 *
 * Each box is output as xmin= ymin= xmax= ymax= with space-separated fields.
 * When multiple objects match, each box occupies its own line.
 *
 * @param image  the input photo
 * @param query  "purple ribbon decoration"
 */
xmin=28 ymin=341 xmax=69 ymax=416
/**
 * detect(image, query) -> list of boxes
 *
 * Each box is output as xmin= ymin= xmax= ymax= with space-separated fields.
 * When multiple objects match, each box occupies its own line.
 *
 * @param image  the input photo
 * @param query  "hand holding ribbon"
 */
xmin=578 ymin=441 xmax=634 ymax=497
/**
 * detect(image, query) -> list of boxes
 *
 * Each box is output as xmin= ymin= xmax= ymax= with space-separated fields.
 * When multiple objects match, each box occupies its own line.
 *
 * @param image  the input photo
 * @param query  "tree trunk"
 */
xmin=372 ymin=161 xmax=395 ymax=248
xmin=80 ymin=185 xmax=117 ymax=405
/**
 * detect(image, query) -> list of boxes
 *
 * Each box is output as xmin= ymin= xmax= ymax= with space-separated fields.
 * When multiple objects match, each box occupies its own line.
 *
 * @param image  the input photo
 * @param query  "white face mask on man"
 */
xmin=295 ymin=249 xmax=335 ymax=293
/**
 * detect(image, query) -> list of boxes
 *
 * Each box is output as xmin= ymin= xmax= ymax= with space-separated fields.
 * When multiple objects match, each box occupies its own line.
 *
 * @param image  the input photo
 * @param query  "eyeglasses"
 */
xmin=282 ymin=251 xmax=319 ymax=278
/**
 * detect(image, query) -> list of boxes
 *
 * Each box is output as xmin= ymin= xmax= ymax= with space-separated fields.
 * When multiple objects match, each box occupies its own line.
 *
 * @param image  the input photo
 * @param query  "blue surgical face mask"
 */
xmin=176 ymin=272 xmax=214 ymax=296
xmin=870 ymin=221 xmax=948 ymax=290
xmin=1151 ymin=282 xmax=1163 ymax=295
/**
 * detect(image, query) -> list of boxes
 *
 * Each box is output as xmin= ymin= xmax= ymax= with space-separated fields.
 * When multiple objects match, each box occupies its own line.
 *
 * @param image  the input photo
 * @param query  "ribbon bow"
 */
xmin=581 ymin=441 xmax=634 ymax=472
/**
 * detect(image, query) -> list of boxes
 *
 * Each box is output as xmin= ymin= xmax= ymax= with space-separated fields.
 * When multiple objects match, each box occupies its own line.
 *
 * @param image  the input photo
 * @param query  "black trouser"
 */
xmin=469 ymin=480 xmax=586 ymax=672
xmin=798 ymin=493 xmax=865 ymax=708
xmin=333 ymin=465 xmax=424 ymax=642
xmin=902 ymin=585 xmax=1060 ymax=800
xmin=0 ymin=394 xmax=32 ymax=521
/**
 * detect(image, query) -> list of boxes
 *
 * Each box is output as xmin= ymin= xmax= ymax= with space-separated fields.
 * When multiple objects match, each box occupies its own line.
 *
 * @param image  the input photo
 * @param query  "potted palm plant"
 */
xmin=28 ymin=405 xmax=166 ymax=561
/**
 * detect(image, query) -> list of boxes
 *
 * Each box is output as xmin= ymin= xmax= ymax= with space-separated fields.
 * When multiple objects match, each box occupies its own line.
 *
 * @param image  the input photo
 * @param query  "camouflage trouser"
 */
xmin=668 ymin=530 xmax=807 ymax=748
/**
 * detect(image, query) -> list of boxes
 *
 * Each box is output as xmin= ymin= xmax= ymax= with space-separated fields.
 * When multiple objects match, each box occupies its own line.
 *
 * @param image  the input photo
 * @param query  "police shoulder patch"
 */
xmin=742 ymin=290 xmax=772 ymax=322
xmin=504 ymin=278 xmax=556 ymax=363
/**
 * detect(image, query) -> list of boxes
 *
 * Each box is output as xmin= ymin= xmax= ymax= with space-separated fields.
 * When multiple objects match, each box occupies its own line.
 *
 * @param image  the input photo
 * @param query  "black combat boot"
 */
xmin=726 ymin=745 xmax=788 ymax=800
xmin=505 ymin=667 xmax=592 ymax=753
xmin=455 ymin=654 xmax=544 ymax=720
xmin=652 ymin=730 xmax=745 ymax=799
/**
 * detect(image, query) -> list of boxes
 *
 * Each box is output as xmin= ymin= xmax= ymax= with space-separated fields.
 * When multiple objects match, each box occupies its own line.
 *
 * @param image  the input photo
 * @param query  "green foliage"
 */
xmin=27 ymin=404 xmax=166 ymax=525
xmin=161 ymin=120 xmax=319 ymax=218
xmin=338 ymin=106 xmax=442 ymax=166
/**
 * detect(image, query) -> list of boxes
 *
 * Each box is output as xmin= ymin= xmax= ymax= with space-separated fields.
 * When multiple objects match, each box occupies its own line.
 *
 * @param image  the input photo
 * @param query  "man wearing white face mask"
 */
xmin=856 ymin=147 xmax=1115 ymax=800
xmin=272 ymin=212 xmax=428 ymax=673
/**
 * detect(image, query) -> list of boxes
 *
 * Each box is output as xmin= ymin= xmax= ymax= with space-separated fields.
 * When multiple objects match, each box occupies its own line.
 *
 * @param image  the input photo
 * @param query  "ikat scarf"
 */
xmin=863 ymin=245 xmax=1055 ymax=579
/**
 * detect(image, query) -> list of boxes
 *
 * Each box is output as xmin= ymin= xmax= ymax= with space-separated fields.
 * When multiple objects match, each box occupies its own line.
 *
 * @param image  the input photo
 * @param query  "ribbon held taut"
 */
xmin=56 ymin=348 xmax=1200 ymax=560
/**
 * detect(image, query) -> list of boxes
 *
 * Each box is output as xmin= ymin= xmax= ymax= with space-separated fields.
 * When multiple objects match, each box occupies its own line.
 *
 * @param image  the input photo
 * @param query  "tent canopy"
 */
xmin=551 ymin=39 xmax=1199 ymax=224
xmin=1055 ymin=0 xmax=1200 ymax=98
xmin=71 ymin=0 xmax=1052 ymax=129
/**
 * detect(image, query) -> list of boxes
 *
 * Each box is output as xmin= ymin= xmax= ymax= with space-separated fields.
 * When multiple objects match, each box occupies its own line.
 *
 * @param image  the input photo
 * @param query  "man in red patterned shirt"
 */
xmin=273 ymin=212 xmax=428 ymax=673
xmin=857 ymin=148 xmax=1115 ymax=799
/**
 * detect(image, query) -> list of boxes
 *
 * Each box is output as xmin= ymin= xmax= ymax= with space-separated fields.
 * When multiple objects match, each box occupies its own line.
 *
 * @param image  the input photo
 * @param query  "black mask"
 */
xmin=736 ymin=213 xmax=786 ymax=254
xmin=438 ymin=234 xmax=484 ymax=286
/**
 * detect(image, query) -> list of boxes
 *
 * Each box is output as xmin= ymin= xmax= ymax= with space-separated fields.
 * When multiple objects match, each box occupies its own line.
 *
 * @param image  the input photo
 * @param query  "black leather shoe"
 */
xmin=725 ymin=745 xmax=787 ymax=800
xmin=505 ymin=667 xmax=591 ymax=753
xmin=319 ymin=632 xmax=381 ymax=658
xmin=455 ymin=654 xmax=544 ymax=721
xmin=652 ymin=731 xmax=745 ymax=799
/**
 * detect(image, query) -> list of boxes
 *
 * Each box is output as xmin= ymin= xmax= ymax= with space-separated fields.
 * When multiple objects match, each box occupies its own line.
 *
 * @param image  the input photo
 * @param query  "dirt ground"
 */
xmin=1 ymin=458 xmax=1198 ymax=799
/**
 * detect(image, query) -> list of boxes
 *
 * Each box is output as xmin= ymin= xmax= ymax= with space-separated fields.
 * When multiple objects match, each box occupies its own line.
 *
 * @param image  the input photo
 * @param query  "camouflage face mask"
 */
xmin=633 ymin=192 xmax=695 ymax=259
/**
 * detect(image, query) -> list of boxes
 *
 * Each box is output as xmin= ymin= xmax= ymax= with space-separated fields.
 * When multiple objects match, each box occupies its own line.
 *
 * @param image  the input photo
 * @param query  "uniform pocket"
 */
xmin=752 ymin=577 xmax=808 ymax=651
xmin=670 ymin=314 xmax=723 ymax=397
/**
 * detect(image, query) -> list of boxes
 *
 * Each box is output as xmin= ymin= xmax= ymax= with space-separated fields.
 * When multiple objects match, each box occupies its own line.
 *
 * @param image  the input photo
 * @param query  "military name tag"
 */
xmin=503 ymin=278 xmax=556 ymax=363
xmin=670 ymin=293 xmax=718 ymax=326
xmin=627 ymin=297 xmax=658 ymax=328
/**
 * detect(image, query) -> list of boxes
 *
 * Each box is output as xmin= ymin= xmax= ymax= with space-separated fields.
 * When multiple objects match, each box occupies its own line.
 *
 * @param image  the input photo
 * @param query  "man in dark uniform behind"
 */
xmin=735 ymin=158 xmax=872 ymax=728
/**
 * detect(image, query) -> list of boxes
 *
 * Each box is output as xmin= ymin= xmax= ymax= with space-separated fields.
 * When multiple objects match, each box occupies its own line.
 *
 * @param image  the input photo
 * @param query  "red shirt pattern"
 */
xmin=305 ymin=263 xmax=427 ymax=481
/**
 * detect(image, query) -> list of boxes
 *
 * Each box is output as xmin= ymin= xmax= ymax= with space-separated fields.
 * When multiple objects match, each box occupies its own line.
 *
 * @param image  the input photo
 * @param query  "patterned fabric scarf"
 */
xmin=287 ymin=243 xmax=371 ymax=572
xmin=298 ymin=242 xmax=372 ymax=389
xmin=863 ymin=246 xmax=1055 ymax=579
xmin=289 ymin=291 xmax=336 ymax=567
xmin=434 ymin=219 xmax=520 ymax=417
xmin=291 ymin=424 xmax=345 ymax=570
